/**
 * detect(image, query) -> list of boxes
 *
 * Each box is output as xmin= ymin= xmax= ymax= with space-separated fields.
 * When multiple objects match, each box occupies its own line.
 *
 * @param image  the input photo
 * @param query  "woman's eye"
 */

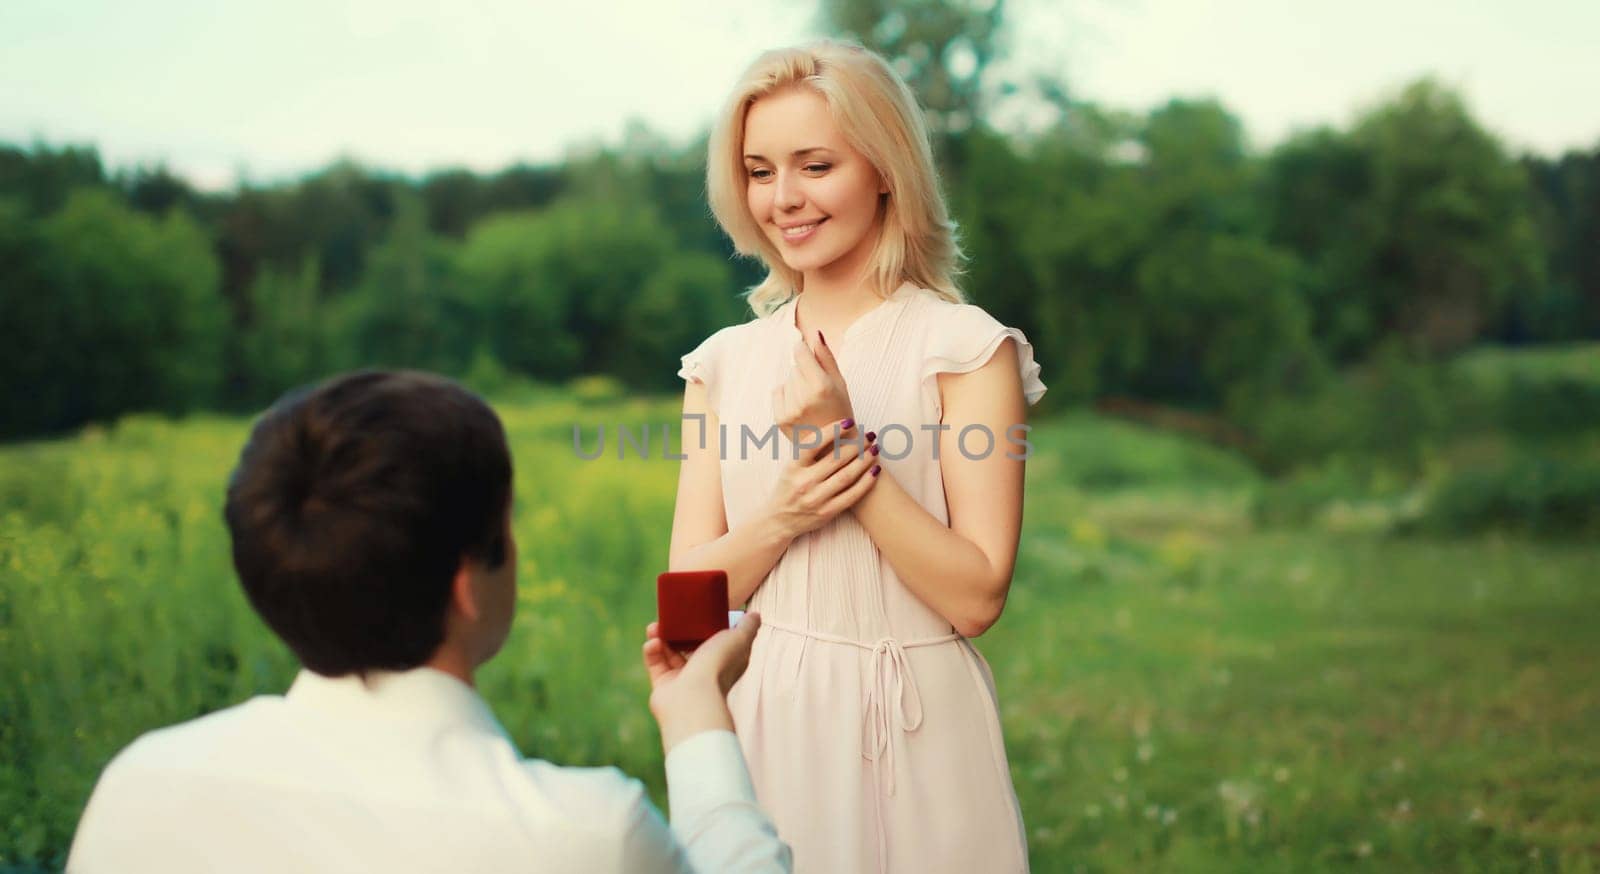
xmin=804 ymin=163 xmax=831 ymax=173
xmin=748 ymin=167 xmax=773 ymax=180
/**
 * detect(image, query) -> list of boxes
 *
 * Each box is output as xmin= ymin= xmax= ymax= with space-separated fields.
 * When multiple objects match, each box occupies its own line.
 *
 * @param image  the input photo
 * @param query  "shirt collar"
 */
xmin=773 ymin=280 xmax=920 ymax=340
xmin=285 ymin=667 xmax=511 ymax=743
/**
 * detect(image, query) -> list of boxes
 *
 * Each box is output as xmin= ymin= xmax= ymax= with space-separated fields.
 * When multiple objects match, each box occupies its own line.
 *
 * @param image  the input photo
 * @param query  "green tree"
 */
xmin=1126 ymin=100 xmax=1320 ymax=405
xmin=236 ymin=258 xmax=333 ymax=403
xmin=120 ymin=164 xmax=202 ymax=217
xmin=953 ymin=109 xmax=1137 ymax=401
xmin=1133 ymin=233 xmax=1318 ymax=408
xmin=1268 ymin=79 xmax=1544 ymax=358
xmin=618 ymin=253 xmax=743 ymax=389
xmin=820 ymin=0 xmax=1006 ymax=141
xmin=504 ymin=131 xmax=755 ymax=381
xmin=457 ymin=210 xmax=585 ymax=379
xmin=1265 ymin=128 xmax=1382 ymax=360
xmin=335 ymin=191 xmax=471 ymax=375
xmin=0 ymin=190 xmax=224 ymax=437
xmin=982 ymin=98 xmax=1318 ymax=406
xmin=483 ymin=163 xmax=565 ymax=216
xmin=421 ymin=168 xmax=486 ymax=238
xmin=459 ymin=200 xmax=693 ymax=381
xmin=0 ymin=143 xmax=107 ymax=217
xmin=1521 ymin=148 xmax=1600 ymax=339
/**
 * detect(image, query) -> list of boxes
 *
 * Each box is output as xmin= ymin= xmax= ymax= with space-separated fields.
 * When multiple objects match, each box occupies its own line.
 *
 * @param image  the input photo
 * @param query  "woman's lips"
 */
xmin=779 ymin=217 xmax=827 ymax=243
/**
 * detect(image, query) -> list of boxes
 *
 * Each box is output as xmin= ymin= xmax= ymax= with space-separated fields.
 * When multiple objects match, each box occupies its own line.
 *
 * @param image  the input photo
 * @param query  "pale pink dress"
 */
xmin=678 ymin=281 xmax=1046 ymax=874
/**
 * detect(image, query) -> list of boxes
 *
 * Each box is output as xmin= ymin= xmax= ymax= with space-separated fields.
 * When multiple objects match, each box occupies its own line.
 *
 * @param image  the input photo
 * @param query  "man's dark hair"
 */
xmin=224 ymin=370 xmax=513 ymax=676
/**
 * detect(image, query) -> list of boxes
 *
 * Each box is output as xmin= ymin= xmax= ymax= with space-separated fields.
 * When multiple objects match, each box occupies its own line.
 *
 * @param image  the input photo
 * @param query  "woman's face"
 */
xmin=742 ymin=87 xmax=885 ymax=280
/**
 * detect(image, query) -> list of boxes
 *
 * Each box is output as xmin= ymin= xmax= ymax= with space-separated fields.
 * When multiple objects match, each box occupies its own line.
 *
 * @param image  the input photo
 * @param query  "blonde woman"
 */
xmin=670 ymin=41 xmax=1045 ymax=873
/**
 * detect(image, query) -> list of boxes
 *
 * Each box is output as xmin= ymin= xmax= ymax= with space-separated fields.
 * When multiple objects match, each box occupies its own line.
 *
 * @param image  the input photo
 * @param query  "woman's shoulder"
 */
xmin=900 ymin=285 xmax=1048 ymax=408
xmin=695 ymin=306 xmax=780 ymax=354
xmin=696 ymin=318 xmax=756 ymax=350
xmin=679 ymin=302 xmax=785 ymax=376
xmin=899 ymin=285 xmax=1010 ymax=341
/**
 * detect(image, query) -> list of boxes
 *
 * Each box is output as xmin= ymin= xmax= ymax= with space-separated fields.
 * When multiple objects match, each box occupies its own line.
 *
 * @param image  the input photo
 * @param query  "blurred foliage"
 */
xmin=1244 ymin=342 xmax=1600 ymax=474
xmin=1408 ymin=454 xmax=1600 ymax=539
xmin=0 ymin=190 xmax=224 ymax=438
xmin=1521 ymin=148 xmax=1600 ymax=339
xmin=1030 ymin=411 xmax=1259 ymax=492
xmin=5 ymin=402 xmax=1598 ymax=870
xmin=1248 ymin=342 xmax=1600 ymax=533
xmin=0 ymin=0 xmax=1595 ymax=463
xmin=821 ymin=0 xmax=1004 ymax=140
xmin=0 ymin=399 xmax=687 ymax=867
xmin=3 ymin=4 xmax=1598 ymax=869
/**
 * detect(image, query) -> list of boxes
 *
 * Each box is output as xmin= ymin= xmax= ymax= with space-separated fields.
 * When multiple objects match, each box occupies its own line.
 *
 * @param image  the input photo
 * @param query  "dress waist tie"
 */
xmin=761 ymin=619 xmax=962 ymax=873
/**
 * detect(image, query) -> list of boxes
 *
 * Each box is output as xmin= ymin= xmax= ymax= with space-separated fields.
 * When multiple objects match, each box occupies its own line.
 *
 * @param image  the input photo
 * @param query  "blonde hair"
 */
xmin=706 ymin=41 xmax=965 ymax=317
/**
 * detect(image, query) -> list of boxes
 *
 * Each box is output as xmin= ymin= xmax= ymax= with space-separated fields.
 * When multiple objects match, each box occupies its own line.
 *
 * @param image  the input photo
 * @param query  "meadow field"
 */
xmin=2 ymin=388 xmax=1597 ymax=872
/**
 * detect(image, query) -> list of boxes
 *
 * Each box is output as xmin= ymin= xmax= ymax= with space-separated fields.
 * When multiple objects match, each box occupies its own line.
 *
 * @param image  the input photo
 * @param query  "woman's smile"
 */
xmin=778 ymin=217 xmax=827 ymax=243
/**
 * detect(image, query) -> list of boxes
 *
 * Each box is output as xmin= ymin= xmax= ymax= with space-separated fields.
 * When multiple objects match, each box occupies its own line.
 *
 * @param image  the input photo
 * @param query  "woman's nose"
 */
xmin=775 ymin=171 xmax=804 ymax=210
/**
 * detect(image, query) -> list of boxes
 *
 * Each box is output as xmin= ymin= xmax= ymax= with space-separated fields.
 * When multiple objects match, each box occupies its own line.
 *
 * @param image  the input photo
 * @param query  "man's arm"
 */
xmin=630 ymin=613 xmax=791 ymax=872
xmin=616 ymin=729 xmax=790 ymax=873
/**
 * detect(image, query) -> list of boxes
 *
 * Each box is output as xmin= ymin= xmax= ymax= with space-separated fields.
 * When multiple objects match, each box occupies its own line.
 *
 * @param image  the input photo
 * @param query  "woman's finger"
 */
xmin=792 ymin=338 xmax=828 ymax=389
xmin=817 ymin=455 xmax=882 ymax=517
xmin=804 ymin=432 xmax=870 ymax=484
xmin=784 ymin=417 xmax=849 ymax=468
xmin=815 ymin=439 xmax=878 ymax=499
xmin=813 ymin=330 xmax=844 ymax=380
xmin=770 ymin=382 xmax=789 ymax=424
xmin=816 ymin=420 xmax=872 ymax=460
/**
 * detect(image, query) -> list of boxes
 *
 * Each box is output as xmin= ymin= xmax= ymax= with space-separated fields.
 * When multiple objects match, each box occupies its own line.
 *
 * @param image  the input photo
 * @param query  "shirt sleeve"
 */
xmin=919 ymin=304 xmax=1047 ymax=421
xmin=617 ymin=729 xmax=791 ymax=873
xmin=678 ymin=327 xmax=736 ymax=419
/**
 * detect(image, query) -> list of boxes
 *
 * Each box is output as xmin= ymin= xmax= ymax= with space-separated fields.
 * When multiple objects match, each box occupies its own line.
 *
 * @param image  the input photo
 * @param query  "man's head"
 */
xmin=224 ymin=370 xmax=516 ymax=677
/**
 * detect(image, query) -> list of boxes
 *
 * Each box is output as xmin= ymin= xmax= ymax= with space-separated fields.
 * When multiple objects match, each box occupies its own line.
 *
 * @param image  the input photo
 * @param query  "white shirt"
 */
xmin=67 ymin=668 xmax=792 ymax=873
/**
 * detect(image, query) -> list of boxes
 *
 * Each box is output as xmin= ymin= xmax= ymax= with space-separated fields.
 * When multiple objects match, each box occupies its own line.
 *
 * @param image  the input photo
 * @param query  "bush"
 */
xmin=1245 ymin=343 xmax=1600 ymax=476
xmin=1245 ymin=346 xmax=1457 ymax=474
xmin=1500 ymin=375 xmax=1600 ymax=437
xmin=1252 ymin=463 xmax=1370 ymax=527
xmin=1410 ymin=455 xmax=1600 ymax=538
xmin=567 ymin=374 xmax=628 ymax=406
xmin=1032 ymin=411 xmax=1259 ymax=492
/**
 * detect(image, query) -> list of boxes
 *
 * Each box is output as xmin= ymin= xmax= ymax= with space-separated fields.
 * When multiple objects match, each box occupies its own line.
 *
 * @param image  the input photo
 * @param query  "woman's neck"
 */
xmin=795 ymin=268 xmax=884 ymax=341
xmin=795 ymin=224 xmax=888 ymax=337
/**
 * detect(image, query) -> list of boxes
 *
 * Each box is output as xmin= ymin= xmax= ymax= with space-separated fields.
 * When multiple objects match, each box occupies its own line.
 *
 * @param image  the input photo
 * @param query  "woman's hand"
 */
xmin=773 ymin=331 xmax=853 ymax=443
xmin=763 ymin=417 xmax=881 ymax=540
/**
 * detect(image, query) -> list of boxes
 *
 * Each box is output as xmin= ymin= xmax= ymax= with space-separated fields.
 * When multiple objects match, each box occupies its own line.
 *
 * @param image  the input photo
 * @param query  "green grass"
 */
xmin=998 ymin=494 xmax=1600 ymax=871
xmin=2 ymin=398 xmax=1597 ymax=871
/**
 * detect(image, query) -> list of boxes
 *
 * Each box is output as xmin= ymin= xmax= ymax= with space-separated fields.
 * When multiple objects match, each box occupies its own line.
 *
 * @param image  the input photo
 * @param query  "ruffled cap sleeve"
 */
xmin=919 ymin=304 xmax=1047 ymax=420
xmin=678 ymin=326 xmax=736 ymax=416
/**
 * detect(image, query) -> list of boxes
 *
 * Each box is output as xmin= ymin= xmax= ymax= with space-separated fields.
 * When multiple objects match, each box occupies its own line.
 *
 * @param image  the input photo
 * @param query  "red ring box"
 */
xmin=657 ymin=570 xmax=730 ymax=651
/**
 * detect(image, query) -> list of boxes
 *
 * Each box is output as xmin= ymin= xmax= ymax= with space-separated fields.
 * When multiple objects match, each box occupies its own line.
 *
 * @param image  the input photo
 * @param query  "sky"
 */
xmin=2 ymin=0 xmax=1596 ymax=190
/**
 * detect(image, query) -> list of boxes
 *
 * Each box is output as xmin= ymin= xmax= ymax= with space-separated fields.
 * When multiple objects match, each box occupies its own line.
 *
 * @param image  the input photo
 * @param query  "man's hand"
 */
xmin=773 ymin=331 xmax=853 ymax=443
xmin=642 ymin=612 xmax=762 ymax=752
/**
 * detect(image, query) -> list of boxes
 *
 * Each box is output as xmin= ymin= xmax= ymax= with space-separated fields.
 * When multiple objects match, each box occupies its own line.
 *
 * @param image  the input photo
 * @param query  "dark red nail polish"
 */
xmin=869 ymin=444 xmax=880 ymax=456
xmin=841 ymin=418 xmax=854 ymax=430
xmin=871 ymin=465 xmax=882 ymax=476
xmin=866 ymin=431 xmax=876 ymax=442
